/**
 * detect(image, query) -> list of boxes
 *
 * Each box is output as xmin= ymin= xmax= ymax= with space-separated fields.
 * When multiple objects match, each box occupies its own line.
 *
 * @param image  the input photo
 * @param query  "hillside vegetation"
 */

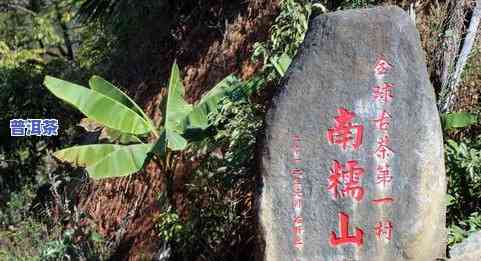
xmin=1 ymin=0 xmax=480 ymax=260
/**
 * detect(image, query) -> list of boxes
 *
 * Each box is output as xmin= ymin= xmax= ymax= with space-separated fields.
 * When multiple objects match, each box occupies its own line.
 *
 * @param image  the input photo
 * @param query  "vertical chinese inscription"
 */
xmin=325 ymin=108 xmax=366 ymax=248
xmin=324 ymin=56 xmax=397 ymax=250
xmin=371 ymin=56 xmax=394 ymax=241
xmin=291 ymin=135 xmax=304 ymax=256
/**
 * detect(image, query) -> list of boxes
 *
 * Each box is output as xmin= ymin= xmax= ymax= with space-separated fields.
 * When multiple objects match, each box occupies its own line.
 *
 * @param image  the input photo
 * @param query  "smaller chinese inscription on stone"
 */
xmin=291 ymin=135 xmax=305 ymax=255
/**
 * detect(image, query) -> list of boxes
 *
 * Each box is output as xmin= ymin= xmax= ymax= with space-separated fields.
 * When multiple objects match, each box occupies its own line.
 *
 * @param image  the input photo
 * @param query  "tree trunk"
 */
xmin=435 ymin=0 xmax=467 ymax=93
xmin=442 ymin=0 xmax=481 ymax=112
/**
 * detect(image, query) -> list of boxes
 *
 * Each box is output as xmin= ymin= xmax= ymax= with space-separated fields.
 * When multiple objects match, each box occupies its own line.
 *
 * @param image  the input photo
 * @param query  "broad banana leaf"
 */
xmin=164 ymin=63 xmax=193 ymax=134
xmin=77 ymin=118 xmax=142 ymax=144
xmin=181 ymin=75 xmax=239 ymax=130
xmin=44 ymin=76 xmax=152 ymax=135
xmin=166 ymin=130 xmax=187 ymax=151
xmin=86 ymin=143 xmax=154 ymax=179
xmin=53 ymin=144 xmax=123 ymax=167
xmin=99 ymin=127 xmax=143 ymax=144
xmin=78 ymin=118 xmax=103 ymax=132
xmin=89 ymin=76 xmax=146 ymax=119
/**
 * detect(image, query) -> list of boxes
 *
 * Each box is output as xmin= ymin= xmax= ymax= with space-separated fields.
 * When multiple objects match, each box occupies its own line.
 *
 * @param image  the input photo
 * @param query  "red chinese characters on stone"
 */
xmin=290 ymin=135 xmax=304 ymax=252
xmin=330 ymin=212 xmax=364 ymax=247
xmin=369 ymin=55 xmax=396 ymax=243
xmin=328 ymin=160 xmax=365 ymax=201
xmin=373 ymin=110 xmax=392 ymax=131
xmin=326 ymin=108 xmax=364 ymax=150
xmin=375 ymin=164 xmax=393 ymax=187
xmin=293 ymin=178 xmax=303 ymax=193
xmin=374 ymin=58 xmax=393 ymax=76
xmin=290 ymin=168 xmax=304 ymax=176
xmin=375 ymin=135 xmax=393 ymax=160
xmin=293 ymin=216 xmax=304 ymax=250
xmin=293 ymin=232 xmax=304 ymax=250
xmin=374 ymin=220 xmax=393 ymax=240
xmin=372 ymin=83 xmax=394 ymax=103
xmin=293 ymin=194 xmax=303 ymax=210
xmin=372 ymin=197 xmax=394 ymax=205
xmin=290 ymin=168 xmax=303 ymax=211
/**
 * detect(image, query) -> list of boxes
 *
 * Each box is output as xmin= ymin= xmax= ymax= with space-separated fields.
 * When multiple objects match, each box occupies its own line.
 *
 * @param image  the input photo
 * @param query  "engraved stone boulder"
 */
xmin=259 ymin=6 xmax=446 ymax=261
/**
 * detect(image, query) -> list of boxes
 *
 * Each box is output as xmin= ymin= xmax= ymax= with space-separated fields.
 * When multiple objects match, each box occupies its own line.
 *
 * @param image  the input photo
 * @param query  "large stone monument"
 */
xmin=259 ymin=6 xmax=446 ymax=261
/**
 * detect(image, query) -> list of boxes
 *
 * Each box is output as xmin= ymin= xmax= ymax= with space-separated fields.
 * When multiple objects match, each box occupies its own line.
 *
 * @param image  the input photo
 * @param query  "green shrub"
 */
xmin=446 ymin=136 xmax=481 ymax=247
xmin=0 ymin=218 xmax=46 ymax=261
xmin=155 ymin=207 xmax=186 ymax=244
xmin=252 ymin=0 xmax=317 ymax=82
xmin=0 ymin=173 xmax=110 ymax=261
xmin=156 ymin=96 xmax=263 ymax=260
xmin=0 ymin=58 xmax=84 ymax=198
xmin=338 ymin=0 xmax=379 ymax=9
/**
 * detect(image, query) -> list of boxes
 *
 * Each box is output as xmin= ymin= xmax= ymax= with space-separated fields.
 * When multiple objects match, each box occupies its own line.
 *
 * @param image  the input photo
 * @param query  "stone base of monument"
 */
xmin=258 ymin=5 xmax=446 ymax=261
xmin=448 ymin=231 xmax=481 ymax=261
xmin=449 ymin=251 xmax=481 ymax=261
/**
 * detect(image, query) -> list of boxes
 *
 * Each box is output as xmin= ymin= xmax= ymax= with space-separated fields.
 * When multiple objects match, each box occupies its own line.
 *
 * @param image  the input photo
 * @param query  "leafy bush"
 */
xmin=448 ymin=212 xmax=481 ymax=248
xmin=211 ymin=97 xmax=263 ymax=172
xmin=153 ymin=1 xmax=312 ymax=257
xmin=252 ymin=0 xmax=317 ymax=81
xmin=0 ymin=57 xmax=84 ymax=198
xmin=337 ymin=0 xmax=379 ymax=9
xmin=156 ymin=96 xmax=263 ymax=260
xmin=446 ymin=136 xmax=481 ymax=247
xmin=0 ymin=217 xmax=47 ymax=261
xmin=155 ymin=207 xmax=185 ymax=244
xmin=0 ymin=215 xmax=108 ymax=261
xmin=0 ymin=179 xmax=109 ymax=261
xmin=253 ymin=0 xmax=312 ymax=61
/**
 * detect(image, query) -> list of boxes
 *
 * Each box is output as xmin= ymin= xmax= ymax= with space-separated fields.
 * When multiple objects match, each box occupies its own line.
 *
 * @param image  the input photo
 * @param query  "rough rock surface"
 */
xmin=449 ymin=250 xmax=481 ymax=261
xmin=449 ymin=231 xmax=481 ymax=261
xmin=259 ymin=6 xmax=446 ymax=261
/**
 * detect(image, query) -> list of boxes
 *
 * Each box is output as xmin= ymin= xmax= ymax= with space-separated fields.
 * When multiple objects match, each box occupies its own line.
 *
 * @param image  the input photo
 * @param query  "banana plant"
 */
xmin=44 ymin=62 xmax=242 ymax=180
